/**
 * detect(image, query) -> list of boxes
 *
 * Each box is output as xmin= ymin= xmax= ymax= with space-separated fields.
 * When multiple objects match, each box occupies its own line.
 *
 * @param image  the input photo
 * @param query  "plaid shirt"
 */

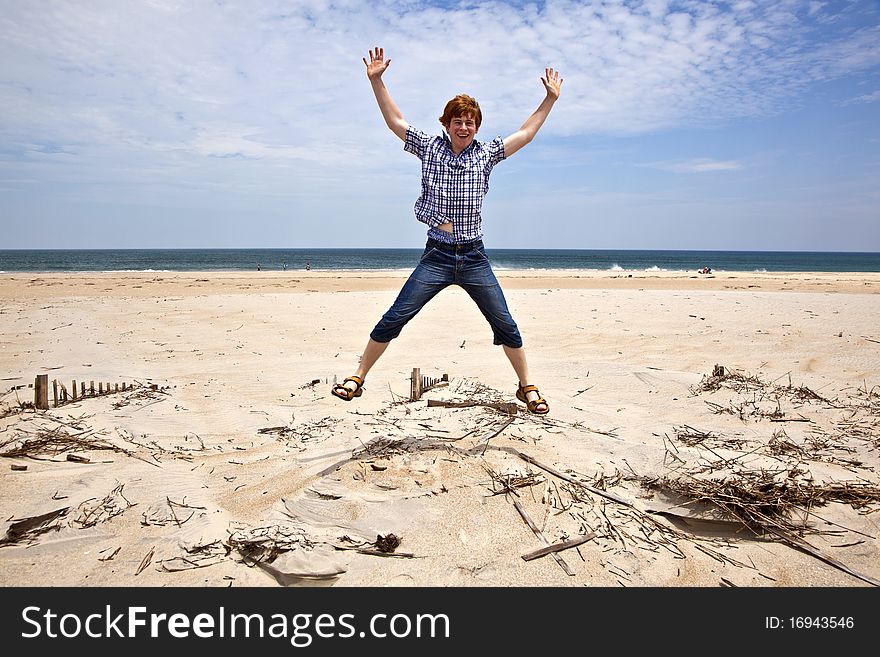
xmin=404 ymin=126 xmax=506 ymax=244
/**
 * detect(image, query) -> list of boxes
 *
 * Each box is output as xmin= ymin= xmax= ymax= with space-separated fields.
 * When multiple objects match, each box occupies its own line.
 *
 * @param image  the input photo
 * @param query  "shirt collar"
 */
xmin=441 ymin=131 xmax=478 ymax=157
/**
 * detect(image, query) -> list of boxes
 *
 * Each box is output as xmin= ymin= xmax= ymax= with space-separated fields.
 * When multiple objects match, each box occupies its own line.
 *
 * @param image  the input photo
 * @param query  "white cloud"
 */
xmin=841 ymin=89 xmax=880 ymax=105
xmin=645 ymin=158 xmax=744 ymax=173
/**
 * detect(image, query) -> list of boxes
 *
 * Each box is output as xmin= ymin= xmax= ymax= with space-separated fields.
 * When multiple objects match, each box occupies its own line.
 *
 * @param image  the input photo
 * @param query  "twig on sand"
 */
xmin=470 ymin=417 xmax=515 ymax=456
xmin=521 ymin=532 xmax=596 ymax=562
xmin=135 ymin=546 xmax=155 ymax=576
xmin=514 ymin=451 xmax=634 ymax=507
xmin=513 ymin=499 xmax=574 ymax=576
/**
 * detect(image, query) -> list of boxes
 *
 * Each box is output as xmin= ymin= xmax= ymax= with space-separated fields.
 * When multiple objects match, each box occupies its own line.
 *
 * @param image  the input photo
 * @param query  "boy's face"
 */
xmin=445 ymin=113 xmax=478 ymax=153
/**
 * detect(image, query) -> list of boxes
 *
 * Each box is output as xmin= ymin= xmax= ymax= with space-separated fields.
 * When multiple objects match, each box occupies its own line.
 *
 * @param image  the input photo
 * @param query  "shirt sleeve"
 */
xmin=403 ymin=126 xmax=430 ymax=159
xmin=487 ymin=136 xmax=506 ymax=167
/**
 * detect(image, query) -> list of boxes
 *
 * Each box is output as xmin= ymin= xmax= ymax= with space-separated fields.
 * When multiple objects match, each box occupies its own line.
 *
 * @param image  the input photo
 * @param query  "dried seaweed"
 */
xmin=160 ymin=541 xmax=230 ymax=572
xmin=641 ymin=469 xmax=880 ymax=535
xmin=483 ymin=465 xmax=544 ymax=497
xmin=72 ymin=484 xmax=134 ymax=528
xmin=0 ymin=420 xmax=132 ymax=460
xmin=374 ymin=533 xmax=401 ymax=553
xmin=0 ymin=507 xmax=69 ymax=546
xmin=226 ymin=524 xmax=312 ymax=564
xmin=258 ymin=416 xmax=339 ymax=446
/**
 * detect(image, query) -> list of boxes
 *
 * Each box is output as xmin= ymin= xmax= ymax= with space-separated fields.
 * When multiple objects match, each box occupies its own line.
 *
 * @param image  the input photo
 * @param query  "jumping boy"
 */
xmin=332 ymin=46 xmax=563 ymax=415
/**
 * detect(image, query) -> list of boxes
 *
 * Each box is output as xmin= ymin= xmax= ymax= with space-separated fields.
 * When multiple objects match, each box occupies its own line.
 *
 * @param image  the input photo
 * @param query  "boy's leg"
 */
xmin=459 ymin=249 xmax=548 ymax=412
xmin=337 ymin=338 xmax=389 ymax=395
xmin=369 ymin=249 xmax=450 ymax=343
xmin=458 ymin=250 xmax=522 ymax=350
xmin=336 ymin=246 xmax=452 ymax=397
xmin=502 ymin=345 xmax=547 ymax=412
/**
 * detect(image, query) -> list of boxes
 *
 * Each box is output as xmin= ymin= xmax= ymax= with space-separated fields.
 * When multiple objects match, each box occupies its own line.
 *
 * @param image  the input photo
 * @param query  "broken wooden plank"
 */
xmin=513 ymin=499 xmax=574 ymax=576
xmin=427 ymin=399 xmax=518 ymax=415
xmin=521 ymin=532 xmax=597 ymax=562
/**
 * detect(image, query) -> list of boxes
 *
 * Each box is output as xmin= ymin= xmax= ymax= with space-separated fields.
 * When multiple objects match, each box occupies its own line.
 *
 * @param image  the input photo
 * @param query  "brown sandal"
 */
xmin=516 ymin=383 xmax=549 ymax=415
xmin=332 ymin=375 xmax=364 ymax=401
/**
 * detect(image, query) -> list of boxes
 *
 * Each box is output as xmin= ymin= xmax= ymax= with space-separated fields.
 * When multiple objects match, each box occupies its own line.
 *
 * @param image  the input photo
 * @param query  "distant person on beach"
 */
xmin=305 ymin=261 xmax=311 ymax=271
xmin=700 ymin=266 xmax=712 ymax=274
xmin=331 ymin=46 xmax=562 ymax=415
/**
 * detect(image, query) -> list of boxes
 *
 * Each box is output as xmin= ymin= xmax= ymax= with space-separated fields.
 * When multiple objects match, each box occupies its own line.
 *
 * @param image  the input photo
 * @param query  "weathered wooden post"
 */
xmin=53 ymin=379 xmax=59 ymax=407
xmin=72 ymin=380 xmax=78 ymax=401
xmin=34 ymin=374 xmax=49 ymax=410
xmin=410 ymin=367 xmax=422 ymax=401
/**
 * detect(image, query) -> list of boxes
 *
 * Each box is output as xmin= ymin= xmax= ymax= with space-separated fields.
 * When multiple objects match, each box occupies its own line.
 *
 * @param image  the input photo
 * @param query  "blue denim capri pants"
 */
xmin=369 ymin=238 xmax=523 ymax=348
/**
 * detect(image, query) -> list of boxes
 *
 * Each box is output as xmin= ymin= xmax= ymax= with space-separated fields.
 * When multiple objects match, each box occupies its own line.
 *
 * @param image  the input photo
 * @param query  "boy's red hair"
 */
xmin=439 ymin=94 xmax=482 ymax=129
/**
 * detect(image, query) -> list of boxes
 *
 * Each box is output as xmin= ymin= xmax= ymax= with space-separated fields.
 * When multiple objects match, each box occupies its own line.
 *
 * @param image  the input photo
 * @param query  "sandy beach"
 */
xmin=1 ymin=269 xmax=879 ymax=588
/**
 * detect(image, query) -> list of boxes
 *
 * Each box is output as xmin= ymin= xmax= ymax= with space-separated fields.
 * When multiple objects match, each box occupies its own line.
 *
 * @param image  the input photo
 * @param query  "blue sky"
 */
xmin=1 ymin=0 xmax=878 ymax=250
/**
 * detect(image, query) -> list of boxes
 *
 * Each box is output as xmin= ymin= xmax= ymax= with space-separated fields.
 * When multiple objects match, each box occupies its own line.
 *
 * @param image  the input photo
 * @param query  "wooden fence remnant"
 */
xmin=39 ymin=375 xmax=140 ymax=408
xmin=410 ymin=369 xmax=449 ymax=401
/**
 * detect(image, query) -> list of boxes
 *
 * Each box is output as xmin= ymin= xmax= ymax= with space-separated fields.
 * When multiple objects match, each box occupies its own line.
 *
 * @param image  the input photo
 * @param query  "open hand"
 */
xmin=541 ymin=67 xmax=563 ymax=99
xmin=363 ymin=46 xmax=391 ymax=80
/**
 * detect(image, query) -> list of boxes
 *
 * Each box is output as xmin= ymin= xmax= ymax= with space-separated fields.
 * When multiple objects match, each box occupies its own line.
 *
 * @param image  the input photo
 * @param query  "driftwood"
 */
xmin=521 ymin=532 xmax=596 ymax=562
xmin=513 ymin=500 xmax=574 ymax=576
xmin=427 ymin=399 xmax=518 ymax=415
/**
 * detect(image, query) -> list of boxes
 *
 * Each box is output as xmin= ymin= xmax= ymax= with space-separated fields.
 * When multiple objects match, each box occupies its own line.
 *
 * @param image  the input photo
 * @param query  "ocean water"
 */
xmin=1 ymin=248 xmax=879 ymax=273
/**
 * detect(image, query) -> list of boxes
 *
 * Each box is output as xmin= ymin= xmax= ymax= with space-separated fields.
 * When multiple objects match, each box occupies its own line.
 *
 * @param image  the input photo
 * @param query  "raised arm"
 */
xmin=503 ymin=67 xmax=563 ymax=158
xmin=363 ymin=47 xmax=408 ymax=142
